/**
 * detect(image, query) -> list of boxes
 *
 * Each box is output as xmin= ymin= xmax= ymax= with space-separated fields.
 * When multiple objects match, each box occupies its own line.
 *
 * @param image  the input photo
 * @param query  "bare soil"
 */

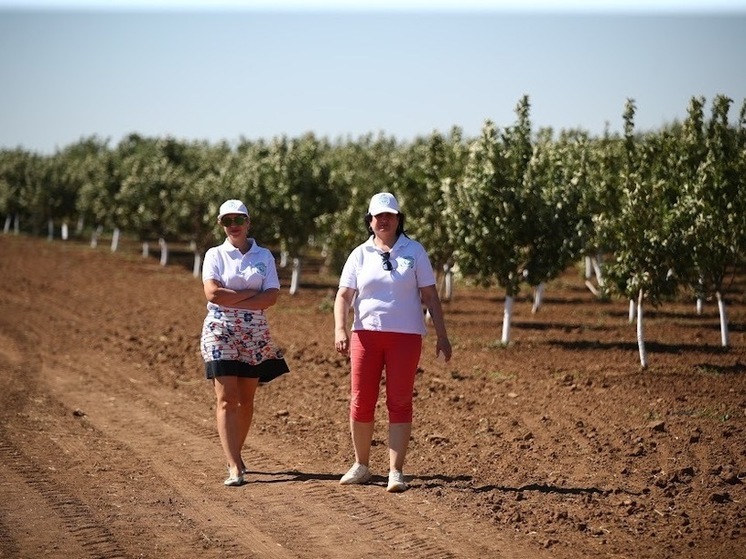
xmin=1 ymin=234 xmax=744 ymax=559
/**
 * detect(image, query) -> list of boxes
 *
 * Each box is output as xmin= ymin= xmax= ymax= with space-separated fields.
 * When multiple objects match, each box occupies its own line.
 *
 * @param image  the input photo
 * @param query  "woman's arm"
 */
xmin=420 ymin=284 xmax=452 ymax=362
xmin=203 ymin=280 xmax=278 ymax=310
xmin=334 ymin=286 xmax=356 ymax=355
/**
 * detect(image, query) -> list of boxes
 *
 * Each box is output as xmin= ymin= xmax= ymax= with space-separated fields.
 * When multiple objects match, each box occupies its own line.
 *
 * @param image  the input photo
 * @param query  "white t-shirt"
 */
xmin=338 ymin=235 xmax=436 ymax=336
xmin=202 ymin=238 xmax=280 ymax=311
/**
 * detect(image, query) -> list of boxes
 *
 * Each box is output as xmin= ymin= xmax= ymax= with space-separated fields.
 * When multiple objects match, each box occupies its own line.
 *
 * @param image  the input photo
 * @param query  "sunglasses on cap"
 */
xmin=220 ymin=215 xmax=248 ymax=227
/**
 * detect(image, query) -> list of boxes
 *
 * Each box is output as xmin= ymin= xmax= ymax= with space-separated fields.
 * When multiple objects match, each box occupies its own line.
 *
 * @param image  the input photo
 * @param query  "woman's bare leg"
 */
xmin=388 ymin=422 xmax=411 ymax=472
xmin=214 ymin=376 xmax=258 ymax=476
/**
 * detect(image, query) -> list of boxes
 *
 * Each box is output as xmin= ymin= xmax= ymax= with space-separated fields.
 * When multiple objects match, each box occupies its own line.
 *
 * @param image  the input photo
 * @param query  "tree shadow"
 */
xmin=603 ymin=309 xmax=721 ymax=321
xmin=416 ymin=477 xmax=646 ymax=497
xmin=547 ymin=339 xmax=732 ymax=355
xmin=471 ymin=482 xmax=608 ymax=496
xmin=536 ymin=296 xmax=606 ymax=306
xmin=512 ymin=321 xmax=613 ymax=332
xmin=693 ymin=362 xmax=746 ymax=375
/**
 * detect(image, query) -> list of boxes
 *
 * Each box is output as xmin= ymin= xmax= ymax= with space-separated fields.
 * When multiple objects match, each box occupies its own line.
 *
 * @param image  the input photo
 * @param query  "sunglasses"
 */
xmin=381 ymin=251 xmax=393 ymax=271
xmin=220 ymin=215 xmax=248 ymax=227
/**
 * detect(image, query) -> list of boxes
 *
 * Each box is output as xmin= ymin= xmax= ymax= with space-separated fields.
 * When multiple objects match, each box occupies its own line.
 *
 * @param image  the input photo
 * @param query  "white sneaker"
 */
xmin=340 ymin=463 xmax=372 ymax=485
xmin=387 ymin=470 xmax=407 ymax=493
xmin=224 ymin=473 xmax=244 ymax=487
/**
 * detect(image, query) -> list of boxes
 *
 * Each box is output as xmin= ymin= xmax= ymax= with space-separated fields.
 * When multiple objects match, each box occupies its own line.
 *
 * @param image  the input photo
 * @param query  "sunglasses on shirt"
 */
xmin=220 ymin=215 xmax=248 ymax=227
xmin=381 ymin=251 xmax=393 ymax=271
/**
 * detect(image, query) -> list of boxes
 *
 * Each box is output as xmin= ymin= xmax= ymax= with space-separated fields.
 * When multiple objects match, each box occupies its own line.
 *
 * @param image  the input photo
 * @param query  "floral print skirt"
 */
xmin=200 ymin=307 xmax=289 ymax=383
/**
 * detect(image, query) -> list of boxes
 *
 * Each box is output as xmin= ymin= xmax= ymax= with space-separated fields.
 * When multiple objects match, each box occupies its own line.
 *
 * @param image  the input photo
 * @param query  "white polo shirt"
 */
xmin=338 ymin=235 xmax=436 ymax=336
xmin=202 ymin=238 xmax=280 ymax=311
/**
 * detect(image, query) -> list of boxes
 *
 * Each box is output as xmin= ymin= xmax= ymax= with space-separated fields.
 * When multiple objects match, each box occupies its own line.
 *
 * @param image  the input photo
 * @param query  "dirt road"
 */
xmin=1 ymin=235 xmax=744 ymax=558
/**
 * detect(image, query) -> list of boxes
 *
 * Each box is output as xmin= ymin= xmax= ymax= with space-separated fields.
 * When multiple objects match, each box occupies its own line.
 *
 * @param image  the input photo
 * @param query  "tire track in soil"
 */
xmin=1 ymin=238 xmax=550 ymax=559
xmin=0 ymin=439 xmax=127 ymax=559
xmin=0 ymin=311 xmax=127 ymax=559
xmin=45 ymin=355 xmax=540 ymax=559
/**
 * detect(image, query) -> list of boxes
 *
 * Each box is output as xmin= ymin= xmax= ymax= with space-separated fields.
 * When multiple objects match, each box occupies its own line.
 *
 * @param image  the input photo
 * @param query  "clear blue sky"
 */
xmin=1 ymin=1 xmax=745 ymax=154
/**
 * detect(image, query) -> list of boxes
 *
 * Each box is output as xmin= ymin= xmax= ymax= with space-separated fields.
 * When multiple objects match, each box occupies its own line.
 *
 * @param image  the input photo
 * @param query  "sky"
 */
xmin=1 ymin=1 xmax=745 ymax=154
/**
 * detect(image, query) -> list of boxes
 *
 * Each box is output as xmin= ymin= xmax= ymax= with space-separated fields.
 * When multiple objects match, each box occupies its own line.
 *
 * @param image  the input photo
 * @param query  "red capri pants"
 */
xmin=349 ymin=330 xmax=423 ymax=423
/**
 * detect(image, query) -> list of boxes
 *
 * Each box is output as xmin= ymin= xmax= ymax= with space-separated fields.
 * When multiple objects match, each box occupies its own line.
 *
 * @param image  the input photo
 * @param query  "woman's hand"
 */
xmin=435 ymin=336 xmax=452 ymax=362
xmin=335 ymin=329 xmax=350 ymax=356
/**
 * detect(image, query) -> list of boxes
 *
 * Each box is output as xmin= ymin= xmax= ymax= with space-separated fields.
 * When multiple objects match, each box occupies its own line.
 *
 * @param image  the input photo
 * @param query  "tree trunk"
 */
xmin=637 ymin=289 xmax=648 ymax=369
xmin=192 ymin=252 xmax=202 ymax=278
xmin=158 ymin=238 xmax=168 ymax=266
xmin=501 ymin=294 xmax=513 ymax=346
xmin=716 ymin=291 xmax=730 ymax=347
xmin=628 ymin=299 xmax=636 ymax=323
xmin=110 ymin=228 xmax=120 ymax=252
xmin=592 ymin=255 xmax=604 ymax=286
xmin=289 ymin=257 xmax=301 ymax=295
xmin=90 ymin=225 xmax=102 ymax=248
xmin=444 ymin=265 xmax=453 ymax=301
xmin=531 ymin=282 xmax=545 ymax=314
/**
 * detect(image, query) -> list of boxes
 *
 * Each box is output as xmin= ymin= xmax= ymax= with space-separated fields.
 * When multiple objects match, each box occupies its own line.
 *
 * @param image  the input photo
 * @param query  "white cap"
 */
xmin=218 ymin=199 xmax=249 ymax=220
xmin=367 ymin=192 xmax=400 ymax=216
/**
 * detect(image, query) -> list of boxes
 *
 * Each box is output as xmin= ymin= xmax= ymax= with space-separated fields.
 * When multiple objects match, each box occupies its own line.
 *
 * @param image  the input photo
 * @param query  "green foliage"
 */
xmin=1 ymin=93 xmax=744 ymax=308
xmin=597 ymin=100 xmax=681 ymax=304
xmin=315 ymin=133 xmax=401 ymax=272
xmin=394 ymin=127 xmax=468 ymax=272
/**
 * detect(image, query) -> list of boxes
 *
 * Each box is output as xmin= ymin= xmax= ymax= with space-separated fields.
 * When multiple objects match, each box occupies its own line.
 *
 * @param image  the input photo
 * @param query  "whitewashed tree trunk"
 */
xmin=142 ymin=242 xmax=149 ymax=258
xmin=13 ymin=215 xmax=20 ymax=235
xmin=280 ymin=250 xmax=289 ymax=268
xmin=628 ymin=299 xmax=636 ymax=323
xmin=289 ymin=258 xmax=301 ymax=295
xmin=3 ymin=215 xmax=11 ymax=234
xmin=47 ymin=219 xmax=54 ymax=241
xmin=188 ymin=241 xmax=201 ymax=277
xmin=110 ymin=228 xmax=120 ymax=252
xmin=696 ymin=298 xmax=703 ymax=315
xmin=158 ymin=238 xmax=168 ymax=266
xmin=61 ymin=222 xmax=69 ymax=241
xmin=531 ymin=282 xmax=545 ymax=314
xmin=501 ymin=295 xmax=513 ymax=346
xmin=716 ymin=291 xmax=730 ymax=347
xmin=637 ymin=289 xmax=648 ymax=369
xmin=76 ymin=216 xmax=84 ymax=235
xmin=585 ymin=279 xmax=600 ymax=297
xmin=444 ymin=264 xmax=453 ymax=301
xmin=90 ymin=225 xmax=103 ymax=248
xmin=584 ymin=255 xmax=604 ymax=296
xmin=592 ymin=256 xmax=604 ymax=287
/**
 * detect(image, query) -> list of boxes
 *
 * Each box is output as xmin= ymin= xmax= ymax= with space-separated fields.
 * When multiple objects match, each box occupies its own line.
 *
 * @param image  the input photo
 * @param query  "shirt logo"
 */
xmin=402 ymin=256 xmax=415 ymax=269
xmin=255 ymin=263 xmax=267 ymax=276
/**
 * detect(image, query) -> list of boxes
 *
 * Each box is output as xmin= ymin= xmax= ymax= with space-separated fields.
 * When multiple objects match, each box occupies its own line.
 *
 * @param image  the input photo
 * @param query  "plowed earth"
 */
xmin=1 ymin=234 xmax=745 ymax=559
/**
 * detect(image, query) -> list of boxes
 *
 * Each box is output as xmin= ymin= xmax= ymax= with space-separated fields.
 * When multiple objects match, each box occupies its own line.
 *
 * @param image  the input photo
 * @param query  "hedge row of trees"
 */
xmin=2 ymin=94 xmax=745 ymax=365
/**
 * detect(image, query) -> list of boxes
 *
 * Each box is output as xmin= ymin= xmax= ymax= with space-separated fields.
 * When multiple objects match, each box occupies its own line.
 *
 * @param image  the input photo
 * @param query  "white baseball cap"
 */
xmin=218 ymin=199 xmax=249 ymax=220
xmin=368 ymin=192 xmax=400 ymax=216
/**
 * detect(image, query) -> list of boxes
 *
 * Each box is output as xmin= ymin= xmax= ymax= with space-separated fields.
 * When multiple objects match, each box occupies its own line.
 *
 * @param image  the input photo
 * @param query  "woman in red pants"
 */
xmin=333 ymin=192 xmax=452 ymax=493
